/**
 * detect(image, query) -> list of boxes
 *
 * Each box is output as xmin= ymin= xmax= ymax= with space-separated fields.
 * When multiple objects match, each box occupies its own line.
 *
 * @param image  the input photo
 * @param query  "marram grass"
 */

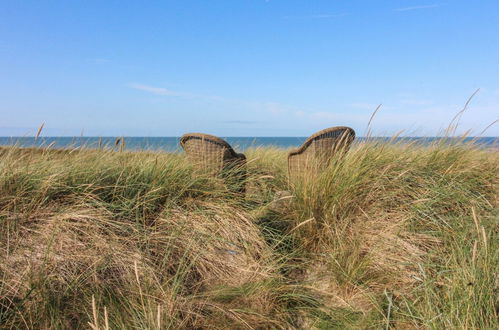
xmin=0 ymin=139 xmax=497 ymax=329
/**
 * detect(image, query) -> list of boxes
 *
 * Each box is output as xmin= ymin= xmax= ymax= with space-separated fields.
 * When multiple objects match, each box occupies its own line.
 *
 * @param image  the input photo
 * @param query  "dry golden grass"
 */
xmin=0 ymin=138 xmax=497 ymax=329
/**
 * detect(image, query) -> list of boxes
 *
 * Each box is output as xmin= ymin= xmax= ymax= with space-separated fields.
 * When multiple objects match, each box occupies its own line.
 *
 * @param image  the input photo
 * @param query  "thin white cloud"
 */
xmin=128 ymin=83 xmax=227 ymax=102
xmin=129 ymin=83 xmax=187 ymax=97
xmin=394 ymin=4 xmax=440 ymax=12
xmin=394 ymin=3 xmax=441 ymax=11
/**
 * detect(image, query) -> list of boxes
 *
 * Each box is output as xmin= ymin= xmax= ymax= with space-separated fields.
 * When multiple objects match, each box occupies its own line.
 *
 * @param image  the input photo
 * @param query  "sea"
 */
xmin=0 ymin=136 xmax=497 ymax=152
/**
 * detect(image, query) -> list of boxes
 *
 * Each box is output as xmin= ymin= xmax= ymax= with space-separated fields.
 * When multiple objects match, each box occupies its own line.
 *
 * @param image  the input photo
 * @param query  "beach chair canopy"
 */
xmin=180 ymin=133 xmax=246 ymax=175
xmin=288 ymin=126 xmax=355 ymax=178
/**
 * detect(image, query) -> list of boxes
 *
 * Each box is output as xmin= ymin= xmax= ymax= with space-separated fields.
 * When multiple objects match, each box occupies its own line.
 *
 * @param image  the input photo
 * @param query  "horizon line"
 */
xmin=0 ymin=135 xmax=498 ymax=138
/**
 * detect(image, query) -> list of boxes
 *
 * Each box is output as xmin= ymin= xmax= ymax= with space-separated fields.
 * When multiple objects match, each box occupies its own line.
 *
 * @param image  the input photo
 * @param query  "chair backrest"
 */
xmin=288 ymin=126 xmax=355 ymax=178
xmin=180 ymin=133 xmax=245 ymax=175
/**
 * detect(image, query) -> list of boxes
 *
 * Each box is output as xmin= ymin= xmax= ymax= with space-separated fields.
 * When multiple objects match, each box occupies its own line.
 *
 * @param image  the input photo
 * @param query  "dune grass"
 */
xmin=0 ymin=139 xmax=497 ymax=329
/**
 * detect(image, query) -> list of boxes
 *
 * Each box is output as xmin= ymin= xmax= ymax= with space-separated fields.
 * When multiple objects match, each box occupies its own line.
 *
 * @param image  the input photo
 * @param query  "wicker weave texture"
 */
xmin=288 ymin=126 xmax=355 ymax=178
xmin=180 ymin=133 xmax=246 ymax=176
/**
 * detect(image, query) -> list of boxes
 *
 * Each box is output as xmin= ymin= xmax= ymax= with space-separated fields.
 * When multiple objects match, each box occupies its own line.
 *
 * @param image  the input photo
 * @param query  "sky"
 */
xmin=1 ymin=0 xmax=498 ymax=137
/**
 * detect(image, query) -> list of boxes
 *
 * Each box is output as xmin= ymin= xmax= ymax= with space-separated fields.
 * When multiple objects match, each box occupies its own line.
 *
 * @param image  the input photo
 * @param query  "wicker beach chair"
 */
xmin=180 ymin=133 xmax=247 ymax=191
xmin=288 ymin=126 xmax=355 ymax=179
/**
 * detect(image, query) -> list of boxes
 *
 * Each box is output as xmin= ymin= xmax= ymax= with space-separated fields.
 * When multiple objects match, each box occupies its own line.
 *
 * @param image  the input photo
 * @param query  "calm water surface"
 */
xmin=0 ymin=136 xmax=497 ymax=152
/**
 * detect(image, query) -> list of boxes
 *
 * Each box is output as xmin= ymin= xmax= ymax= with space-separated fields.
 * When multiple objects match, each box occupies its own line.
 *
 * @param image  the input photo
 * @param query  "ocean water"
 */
xmin=0 ymin=136 xmax=497 ymax=152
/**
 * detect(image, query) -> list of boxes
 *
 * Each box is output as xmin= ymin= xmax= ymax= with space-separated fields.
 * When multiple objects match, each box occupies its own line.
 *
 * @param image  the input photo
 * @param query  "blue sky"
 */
xmin=1 ymin=0 xmax=498 ymax=137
